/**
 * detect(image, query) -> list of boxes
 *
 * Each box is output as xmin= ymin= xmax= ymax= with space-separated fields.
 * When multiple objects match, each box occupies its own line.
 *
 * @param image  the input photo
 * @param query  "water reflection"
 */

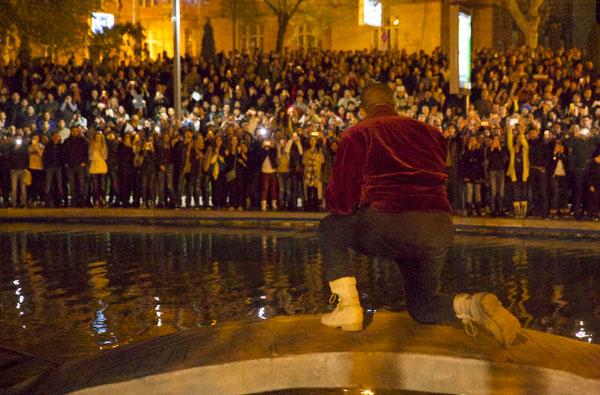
xmin=0 ymin=225 xmax=598 ymax=366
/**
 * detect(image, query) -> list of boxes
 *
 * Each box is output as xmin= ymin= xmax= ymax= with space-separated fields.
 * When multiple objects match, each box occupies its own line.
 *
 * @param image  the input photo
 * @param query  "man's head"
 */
xmin=70 ymin=126 xmax=81 ymax=138
xmin=51 ymin=131 xmax=61 ymax=144
xmin=360 ymin=83 xmax=395 ymax=118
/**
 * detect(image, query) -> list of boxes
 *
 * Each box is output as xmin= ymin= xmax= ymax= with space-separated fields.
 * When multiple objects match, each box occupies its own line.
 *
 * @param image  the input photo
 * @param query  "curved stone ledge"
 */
xmin=71 ymin=351 xmax=600 ymax=395
xmin=22 ymin=313 xmax=600 ymax=395
xmin=2 ymin=208 xmax=600 ymax=237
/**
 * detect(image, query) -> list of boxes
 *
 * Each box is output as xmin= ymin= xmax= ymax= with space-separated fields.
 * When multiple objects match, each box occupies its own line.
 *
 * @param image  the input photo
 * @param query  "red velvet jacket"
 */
xmin=326 ymin=106 xmax=451 ymax=215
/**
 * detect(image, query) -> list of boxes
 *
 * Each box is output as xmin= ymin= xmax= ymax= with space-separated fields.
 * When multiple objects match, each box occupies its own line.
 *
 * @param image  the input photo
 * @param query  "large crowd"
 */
xmin=1 ymin=46 xmax=599 ymax=219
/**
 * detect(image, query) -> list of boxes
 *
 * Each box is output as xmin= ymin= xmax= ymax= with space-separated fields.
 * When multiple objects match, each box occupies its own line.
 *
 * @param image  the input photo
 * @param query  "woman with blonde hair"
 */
xmin=506 ymin=122 xmax=530 ymax=217
xmin=27 ymin=134 xmax=45 ymax=206
xmin=89 ymin=131 xmax=108 ymax=207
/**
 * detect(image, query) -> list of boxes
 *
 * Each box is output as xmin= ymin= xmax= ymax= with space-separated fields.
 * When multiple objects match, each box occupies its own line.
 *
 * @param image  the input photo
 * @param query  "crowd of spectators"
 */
xmin=1 ymin=46 xmax=599 ymax=219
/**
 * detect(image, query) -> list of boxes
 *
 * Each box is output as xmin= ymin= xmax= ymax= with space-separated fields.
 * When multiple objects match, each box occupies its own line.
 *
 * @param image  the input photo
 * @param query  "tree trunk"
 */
xmin=232 ymin=15 xmax=237 ymax=51
xmin=524 ymin=24 xmax=539 ymax=48
xmin=232 ymin=1 xmax=237 ymax=52
xmin=506 ymin=0 xmax=544 ymax=49
xmin=275 ymin=15 xmax=289 ymax=54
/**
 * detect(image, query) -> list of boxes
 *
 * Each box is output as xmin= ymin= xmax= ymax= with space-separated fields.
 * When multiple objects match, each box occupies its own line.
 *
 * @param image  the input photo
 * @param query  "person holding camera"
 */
xmin=9 ymin=135 xmax=29 ymax=208
xmin=88 ymin=131 xmax=109 ymax=207
xmin=257 ymin=136 xmax=278 ymax=211
xmin=27 ymin=134 xmax=45 ymax=207
xmin=43 ymin=131 xmax=65 ymax=207
xmin=506 ymin=121 xmax=530 ymax=218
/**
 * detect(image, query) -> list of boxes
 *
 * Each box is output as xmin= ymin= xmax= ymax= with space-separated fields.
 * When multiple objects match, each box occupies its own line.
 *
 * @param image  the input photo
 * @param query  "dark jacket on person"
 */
xmin=140 ymin=146 xmax=157 ymax=173
xmin=460 ymin=147 xmax=485 ymax=182
xmin=10 ymin=144 xmax=29 ymax=170
xmin=117 ymin=143 xmax=135 ymax=173
xmin=528 ymin=134 xmax=551 ymax=168
xmin=156 ymin=143 xmax=174 ymax=167
xmin=257 ymin=146 xmax=278 ymax=172
xmin=43 ymin=141 xmax=65 ymax=168
xmin=107 ymin=139 xmax=119 ymax=170
xmin=0 ymin=141 xmax=12 ymax=170
xmin=588 ymin=158 xmax=600 ymax=188
xmin=326 ymin=106 xmax=451 ymax=215
xmin=63 ymin=135 xmax=89 ymax=167
xmin=486 ymin=147 xmax=508 ymax=172
xmin=548 ymin=151 xmax=569 ymax=178
xmin=566 ymin=136 xmax=600 ymax=172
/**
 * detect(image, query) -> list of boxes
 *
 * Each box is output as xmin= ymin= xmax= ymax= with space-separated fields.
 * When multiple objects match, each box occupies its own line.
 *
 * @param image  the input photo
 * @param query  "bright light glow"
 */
xmin=155 ymin=303 xmax=162 ymax=327
xmin=580 ymin=128 xmax=590 ymax=136
xmin=393 ymin=18 xmax=400 ymax=26
xmin=458 ymin=11 xmax=472 ymax=90
xmin=359 ymin=0 xmax=382 ymax=27
xmin=91 ymin=12 xmax=115 ymax=34
xmin=574 ymin=321 xmax=593 ymax=343
xmin=92 ymin=303 xmax=108 ymax=335
xmin=361 ymin=390 xmax=375 ymax=395
xmin=258 ymin=307 xmax=267 ymax=320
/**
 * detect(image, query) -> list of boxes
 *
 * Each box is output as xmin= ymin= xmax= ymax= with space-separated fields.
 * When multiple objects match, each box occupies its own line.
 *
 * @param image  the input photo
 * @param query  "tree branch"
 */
xmin=263 ymin=0 xmax=279 ymax=15
xmin=506 ymin=0 xmax=530 ymax=34
xmin=530 ymin=0 xmax=545 ymax=16
xmin=289 ymin=0 xmax=305 ymax=17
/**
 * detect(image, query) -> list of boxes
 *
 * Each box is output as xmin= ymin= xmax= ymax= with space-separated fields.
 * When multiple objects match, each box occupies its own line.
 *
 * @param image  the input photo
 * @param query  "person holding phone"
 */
xmin=9 ymin=135 xmax=30 ymax=208
xmin=506 ymin=121 xmax=530 ymax=218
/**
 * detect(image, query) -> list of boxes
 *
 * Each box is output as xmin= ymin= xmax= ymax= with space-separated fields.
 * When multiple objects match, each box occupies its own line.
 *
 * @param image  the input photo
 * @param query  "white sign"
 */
xmin=91 ymin=12 xmax=115 ymax=34
xmin=359 ymin=0 xmax=382 ymax=27
xmin=458 ymin=11 xmax=472 ymax=90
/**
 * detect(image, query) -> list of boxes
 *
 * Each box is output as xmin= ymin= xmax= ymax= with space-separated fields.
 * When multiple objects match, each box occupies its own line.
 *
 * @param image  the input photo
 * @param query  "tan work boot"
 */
xmin=321 ymin=276 xmax=363 ymax=332
xmin=453 ymin=293 xmax=521 ymax=346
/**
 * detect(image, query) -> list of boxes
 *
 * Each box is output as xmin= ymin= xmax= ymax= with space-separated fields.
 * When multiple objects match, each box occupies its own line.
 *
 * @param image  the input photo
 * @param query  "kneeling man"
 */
xmin=320 ymin=83 xmax=520 ymax=346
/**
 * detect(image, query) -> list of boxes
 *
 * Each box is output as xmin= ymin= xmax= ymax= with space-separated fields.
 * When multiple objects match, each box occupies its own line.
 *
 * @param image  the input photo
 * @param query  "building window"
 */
xmin=239 ymin=24 xmax=264 ymax=51
xmin=295 ymin=23 xmax=317 ymax=49
xmin=184 ymin=28 xmax=196 ymax=57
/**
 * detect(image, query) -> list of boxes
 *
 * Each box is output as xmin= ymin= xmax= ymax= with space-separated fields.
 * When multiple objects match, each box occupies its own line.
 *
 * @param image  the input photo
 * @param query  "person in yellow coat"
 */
xmin=506 ymin=120 xmax=529 ymax=218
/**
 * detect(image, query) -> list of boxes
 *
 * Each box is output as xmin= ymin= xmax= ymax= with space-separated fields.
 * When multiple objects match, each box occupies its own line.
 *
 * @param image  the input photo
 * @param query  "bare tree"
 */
xmin=221 ymin=0 xmax=264 ymax=51
xmin=263 ymin=0 xmax=305 ymax=53
xmin=505 ymin=0 xmax=545 ymax=48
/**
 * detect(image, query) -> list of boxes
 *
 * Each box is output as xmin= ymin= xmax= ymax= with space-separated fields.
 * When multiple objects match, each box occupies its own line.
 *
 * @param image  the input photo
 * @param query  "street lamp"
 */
xmin=172 ymin=0 xmax=182 ymax=122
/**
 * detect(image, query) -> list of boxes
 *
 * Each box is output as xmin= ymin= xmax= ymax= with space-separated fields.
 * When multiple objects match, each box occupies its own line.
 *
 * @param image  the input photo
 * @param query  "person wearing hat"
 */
xmin=319 ymin=83 xmax=520 ymax=346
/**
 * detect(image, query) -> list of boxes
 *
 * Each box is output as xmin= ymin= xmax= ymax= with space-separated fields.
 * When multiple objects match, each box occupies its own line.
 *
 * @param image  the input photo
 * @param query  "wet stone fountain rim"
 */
xmin=21 ymin=313 xmax=600 ymax=395
xmin=1 ymin=208 xmax=600 ymax=238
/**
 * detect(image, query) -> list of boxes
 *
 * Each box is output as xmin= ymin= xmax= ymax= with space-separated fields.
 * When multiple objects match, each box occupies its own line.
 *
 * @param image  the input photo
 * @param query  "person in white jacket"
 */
xmin=89 ymin=132 xmax=108 ymax=207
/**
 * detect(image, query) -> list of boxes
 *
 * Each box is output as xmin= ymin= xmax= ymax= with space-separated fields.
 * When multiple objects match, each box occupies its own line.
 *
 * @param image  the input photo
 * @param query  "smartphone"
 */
xmin=509 ymin=118 xmax=519 ymax=127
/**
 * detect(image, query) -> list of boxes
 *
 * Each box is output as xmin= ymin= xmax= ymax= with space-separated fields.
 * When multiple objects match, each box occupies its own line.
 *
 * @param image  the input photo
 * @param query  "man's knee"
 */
xmin=318 ymin=214 xmax=338 ymax=236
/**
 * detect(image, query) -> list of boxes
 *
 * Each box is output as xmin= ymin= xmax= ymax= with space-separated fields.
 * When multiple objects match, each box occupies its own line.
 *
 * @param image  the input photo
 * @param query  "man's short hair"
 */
xmin=360 ymin=83 xmax=395 ymax=110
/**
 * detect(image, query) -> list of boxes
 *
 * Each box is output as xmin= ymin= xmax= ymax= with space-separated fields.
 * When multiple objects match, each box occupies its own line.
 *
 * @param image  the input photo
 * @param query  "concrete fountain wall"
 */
xmin=22 ymin=313 xmax=600 ymax=395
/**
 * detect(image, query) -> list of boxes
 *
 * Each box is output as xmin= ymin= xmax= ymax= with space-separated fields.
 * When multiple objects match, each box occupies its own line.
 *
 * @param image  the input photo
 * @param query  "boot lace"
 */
xmin=329 ymin=293 xmax=339 ymax=305
xmin=456 ymin=313 xmax=478 ymax=338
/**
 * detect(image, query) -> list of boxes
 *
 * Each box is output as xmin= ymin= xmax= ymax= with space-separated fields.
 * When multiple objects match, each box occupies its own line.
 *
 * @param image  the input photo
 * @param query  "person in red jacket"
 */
xmin=320 ymin=83 xmax=520 ymax=346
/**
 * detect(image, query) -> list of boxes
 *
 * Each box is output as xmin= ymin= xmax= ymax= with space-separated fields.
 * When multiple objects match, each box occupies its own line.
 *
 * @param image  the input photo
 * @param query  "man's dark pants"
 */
xmin=529 ymin=167 xmax=549 ymax=217
xmin=319 ymin=208 xmax=456 ymax=324
xmin=66 ymin=165 xmax=87 ymax=207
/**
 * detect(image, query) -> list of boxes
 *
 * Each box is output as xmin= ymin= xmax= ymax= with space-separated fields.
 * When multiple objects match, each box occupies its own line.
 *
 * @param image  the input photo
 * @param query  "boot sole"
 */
xmin=340 ymin=323 xmax=363 ymax=332
xmin=479 ymin=294 xmax=521 ymax=346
